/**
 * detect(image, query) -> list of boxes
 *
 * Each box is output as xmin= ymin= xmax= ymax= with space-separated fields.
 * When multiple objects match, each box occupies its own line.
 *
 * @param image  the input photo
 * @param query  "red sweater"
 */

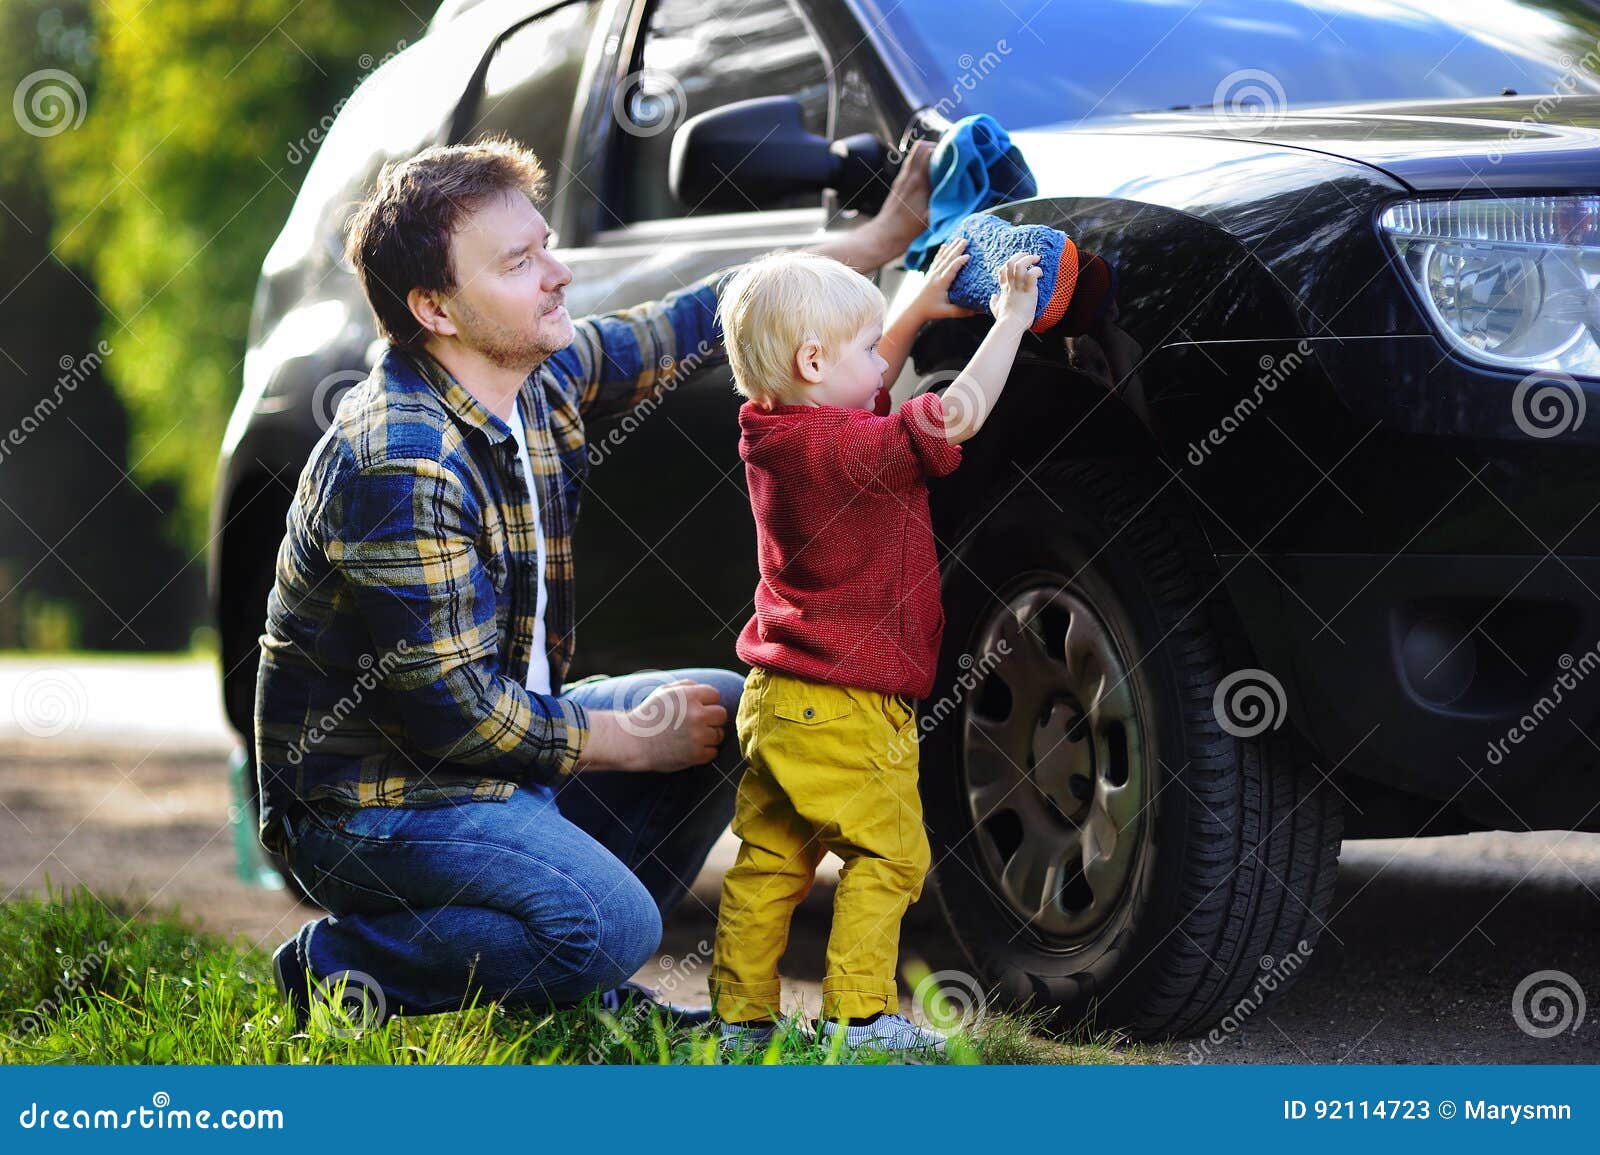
xmin=734 ymin=389 xmax=963 ymax=699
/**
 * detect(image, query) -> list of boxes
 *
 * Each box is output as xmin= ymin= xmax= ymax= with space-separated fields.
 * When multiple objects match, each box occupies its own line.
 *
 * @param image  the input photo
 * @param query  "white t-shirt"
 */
xmin=505 ymin=393 xmax=552 ymax=696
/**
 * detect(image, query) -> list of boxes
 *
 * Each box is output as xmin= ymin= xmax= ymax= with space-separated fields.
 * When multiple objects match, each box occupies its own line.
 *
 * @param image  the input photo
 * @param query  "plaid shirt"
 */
xmin=253 ymin=269 xmax=729 ymax=855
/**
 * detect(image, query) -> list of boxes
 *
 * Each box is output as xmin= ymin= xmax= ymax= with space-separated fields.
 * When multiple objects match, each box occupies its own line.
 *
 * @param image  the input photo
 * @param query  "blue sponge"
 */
xmin=945 ymin=213 xmax=1080 ymax=333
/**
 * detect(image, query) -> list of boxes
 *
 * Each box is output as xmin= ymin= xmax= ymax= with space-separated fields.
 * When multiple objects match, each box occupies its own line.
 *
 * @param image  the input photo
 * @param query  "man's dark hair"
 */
xmin=342 ymin=134 xmax=549 ymax=348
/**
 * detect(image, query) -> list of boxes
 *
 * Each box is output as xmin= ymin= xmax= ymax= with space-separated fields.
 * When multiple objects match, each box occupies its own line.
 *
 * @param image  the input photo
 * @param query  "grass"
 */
xmin=0 ymin=882 xmax=1172 ymax=1066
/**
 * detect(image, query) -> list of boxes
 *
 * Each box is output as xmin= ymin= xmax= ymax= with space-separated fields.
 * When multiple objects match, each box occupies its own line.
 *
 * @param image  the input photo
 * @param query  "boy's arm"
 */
xmin=877 ymin=236 xmax=979 ymax=387
xmin=942 ymin=253 xmax=1042 ymax=446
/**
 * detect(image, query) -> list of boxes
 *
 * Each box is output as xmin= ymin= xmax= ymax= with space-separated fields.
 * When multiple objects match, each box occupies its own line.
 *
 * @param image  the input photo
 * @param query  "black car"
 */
xmin=213 ymin=0 xmax=1600 ymax=1039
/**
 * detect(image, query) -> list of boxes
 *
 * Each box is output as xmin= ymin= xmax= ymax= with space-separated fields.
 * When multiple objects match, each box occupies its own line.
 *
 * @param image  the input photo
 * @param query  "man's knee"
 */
xmin=570 ymin=872 xmax=663 ymax=990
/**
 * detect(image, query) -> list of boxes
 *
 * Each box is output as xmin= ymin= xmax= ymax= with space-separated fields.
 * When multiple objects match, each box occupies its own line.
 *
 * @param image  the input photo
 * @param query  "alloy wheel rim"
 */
xmin=960 ymin=579 xmax=1147 ymax=942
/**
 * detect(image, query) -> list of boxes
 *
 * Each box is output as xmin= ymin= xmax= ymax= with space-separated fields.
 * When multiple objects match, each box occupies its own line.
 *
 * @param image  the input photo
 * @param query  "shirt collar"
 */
xmin=402 ymin=344 xmax=526 ymax=447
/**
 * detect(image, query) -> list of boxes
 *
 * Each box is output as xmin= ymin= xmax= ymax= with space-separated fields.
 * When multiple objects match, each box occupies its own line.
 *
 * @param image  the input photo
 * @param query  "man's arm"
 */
xmin=805 ymin=140 xmax=936 ymax=276
xmin=546 ymin=143 xmax=937 ymax=425
xmin=545 ymin=270 xmax=729 ymax=428
xmin=321 ymin=457 xmax=590 ymax=783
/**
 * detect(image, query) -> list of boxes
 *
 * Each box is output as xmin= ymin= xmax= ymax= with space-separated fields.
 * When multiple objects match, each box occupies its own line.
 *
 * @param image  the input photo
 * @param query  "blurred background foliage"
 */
xmin=0 ymin=0 xmax=426 ymax=649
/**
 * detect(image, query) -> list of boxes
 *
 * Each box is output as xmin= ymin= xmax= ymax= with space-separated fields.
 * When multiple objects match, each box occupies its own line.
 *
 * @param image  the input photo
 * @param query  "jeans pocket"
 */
xmin=325 ymin=803 xmax=414 ymax=843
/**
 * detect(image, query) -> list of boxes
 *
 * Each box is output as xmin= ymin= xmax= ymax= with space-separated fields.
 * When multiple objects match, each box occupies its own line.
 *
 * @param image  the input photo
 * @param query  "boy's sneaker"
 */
xmin=716 ymin=1012 xmax=812 ymax=1051
xmin=718 ymin=1018 xmax=780 ymax=1048
xmin=817 ymin=1012 xmax=947 ymax=1056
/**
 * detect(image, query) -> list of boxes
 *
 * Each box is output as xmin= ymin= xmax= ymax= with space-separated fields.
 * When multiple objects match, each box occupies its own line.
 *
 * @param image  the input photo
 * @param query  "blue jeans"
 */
xmin=276 ymin=668 xmax=744 ymax=1017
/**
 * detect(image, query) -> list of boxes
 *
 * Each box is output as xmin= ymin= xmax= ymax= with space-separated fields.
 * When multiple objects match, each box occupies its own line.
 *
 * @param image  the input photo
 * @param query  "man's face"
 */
xmin=438 ymin=189 xmax=573 ymax=370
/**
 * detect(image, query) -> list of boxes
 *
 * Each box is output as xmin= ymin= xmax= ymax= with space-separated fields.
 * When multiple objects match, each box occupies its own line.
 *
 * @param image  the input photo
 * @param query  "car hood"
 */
xmin=1032 ymin=95 xmax=1600 ymax=192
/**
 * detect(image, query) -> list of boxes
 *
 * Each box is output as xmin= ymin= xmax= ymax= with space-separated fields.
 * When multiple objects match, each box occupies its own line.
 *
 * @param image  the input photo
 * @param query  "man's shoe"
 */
xmin=270 ymin=938 xmax=310 ymax=1033
xmin=597 ymin=980 xmax=714 ymax=1027
xmin=271 ymin=935 xmax=391 ymax=1035
xmin=817 ymin=1012 xmax=948 ymax=1056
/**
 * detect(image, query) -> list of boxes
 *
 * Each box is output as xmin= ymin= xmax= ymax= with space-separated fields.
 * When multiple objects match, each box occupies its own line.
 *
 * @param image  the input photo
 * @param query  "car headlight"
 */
xmin=1378 ymin=196 xmax=1600 ymax=373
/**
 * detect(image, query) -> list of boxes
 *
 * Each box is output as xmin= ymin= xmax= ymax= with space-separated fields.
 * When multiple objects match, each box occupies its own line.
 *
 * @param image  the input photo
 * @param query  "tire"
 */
xmin=920 ymin=457 xmax=1343 ymax=1040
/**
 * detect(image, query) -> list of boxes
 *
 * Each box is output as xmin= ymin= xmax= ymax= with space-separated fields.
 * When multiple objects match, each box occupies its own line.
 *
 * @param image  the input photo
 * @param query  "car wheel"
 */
xmin=921 ymin=457 xmax=1343 ymax=1040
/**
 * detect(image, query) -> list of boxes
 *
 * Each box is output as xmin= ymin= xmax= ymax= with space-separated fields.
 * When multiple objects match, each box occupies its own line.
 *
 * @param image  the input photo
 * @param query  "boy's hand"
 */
xmin=910 ymin=236 xmax=984 ymax=322
xmin=989 ymin=252 xmax=1042 ymax=333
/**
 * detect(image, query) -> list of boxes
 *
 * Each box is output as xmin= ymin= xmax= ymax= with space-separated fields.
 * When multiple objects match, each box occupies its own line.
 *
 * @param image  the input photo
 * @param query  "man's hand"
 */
xmin=806 ymin=139 xmax=937 ymax=275
xmin=574 ymin=678 xmax=728 ymax=773
xmin=875 ymin=139 xmax=936 ymax=249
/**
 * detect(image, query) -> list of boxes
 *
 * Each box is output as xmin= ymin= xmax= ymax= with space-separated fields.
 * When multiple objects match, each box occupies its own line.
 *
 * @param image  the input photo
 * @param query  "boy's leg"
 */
xmin=551 ymin=667 xmax=744 ymax=920
xmin=708 ymin=667 xmax=825 ymax=1023
xmin=763 ymin=679 xmax=931 ymax=1021
xmin=709 ymin=764 xmax=825 ymax=1022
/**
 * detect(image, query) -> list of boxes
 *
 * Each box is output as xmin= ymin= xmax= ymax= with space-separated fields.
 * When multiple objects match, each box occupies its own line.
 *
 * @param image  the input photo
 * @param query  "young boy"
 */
xmin=710 ymin=236 xmax=1043 ymax=1053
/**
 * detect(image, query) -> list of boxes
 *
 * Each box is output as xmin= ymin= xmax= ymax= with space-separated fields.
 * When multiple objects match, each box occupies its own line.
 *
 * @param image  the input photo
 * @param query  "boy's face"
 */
xmin=800 ymin=316 xmax=888 ymax=411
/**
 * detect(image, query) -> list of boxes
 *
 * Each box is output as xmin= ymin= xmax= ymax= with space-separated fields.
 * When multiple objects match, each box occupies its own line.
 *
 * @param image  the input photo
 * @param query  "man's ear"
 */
xmin=794 ymin=338 xmax=827 ymax=384
xmin=407 ymin=286 xmax=458 ymax=340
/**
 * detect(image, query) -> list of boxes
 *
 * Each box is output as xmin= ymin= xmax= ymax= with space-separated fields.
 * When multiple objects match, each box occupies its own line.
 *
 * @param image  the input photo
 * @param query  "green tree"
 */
xmin=37 ymin=0 xmax=425 ymax=549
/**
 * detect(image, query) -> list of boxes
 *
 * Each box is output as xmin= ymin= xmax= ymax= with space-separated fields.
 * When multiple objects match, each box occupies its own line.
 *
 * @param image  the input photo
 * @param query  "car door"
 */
xmin=549 ymin=0 xmax=843 ymax=676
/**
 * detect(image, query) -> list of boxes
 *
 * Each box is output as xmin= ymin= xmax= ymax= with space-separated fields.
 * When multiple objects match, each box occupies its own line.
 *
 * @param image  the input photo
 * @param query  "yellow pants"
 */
xmin=709 ymin=665 xmax=932 ymax=1023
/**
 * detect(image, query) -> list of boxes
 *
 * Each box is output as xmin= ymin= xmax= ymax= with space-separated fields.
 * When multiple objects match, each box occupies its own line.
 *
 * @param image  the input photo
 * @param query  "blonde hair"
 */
xmin=716 ymin=251 xmax=884 ymax=406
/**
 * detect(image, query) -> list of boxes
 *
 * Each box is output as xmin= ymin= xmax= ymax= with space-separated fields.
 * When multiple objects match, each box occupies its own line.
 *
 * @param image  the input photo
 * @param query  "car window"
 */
xmin=611 ymin=0 xmax=832 ymax=223
xmin=864 ymin=0 xmax=1600 ymax=129
xmin=458 ymin=1 xmax=602 ymax=188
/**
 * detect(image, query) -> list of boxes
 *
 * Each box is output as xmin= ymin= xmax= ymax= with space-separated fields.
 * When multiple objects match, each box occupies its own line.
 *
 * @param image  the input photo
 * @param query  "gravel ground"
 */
xmin=1 ymin=658 xmax=1596 ymax=1062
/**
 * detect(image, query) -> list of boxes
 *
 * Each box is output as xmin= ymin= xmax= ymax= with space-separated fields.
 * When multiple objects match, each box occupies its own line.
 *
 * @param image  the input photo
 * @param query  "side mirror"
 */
xmin=668 ymin=95 xmax=890 ymax=213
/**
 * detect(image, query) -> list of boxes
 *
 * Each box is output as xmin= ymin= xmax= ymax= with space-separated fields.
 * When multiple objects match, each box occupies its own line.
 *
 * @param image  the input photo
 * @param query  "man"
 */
xmin=255 ymin=131 xmax=935 ymax=1030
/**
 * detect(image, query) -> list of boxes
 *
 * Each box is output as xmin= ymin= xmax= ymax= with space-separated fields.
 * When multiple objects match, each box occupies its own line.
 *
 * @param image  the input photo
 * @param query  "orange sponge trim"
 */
xmin=1032 ymin=237 xmax=1080 ymax=333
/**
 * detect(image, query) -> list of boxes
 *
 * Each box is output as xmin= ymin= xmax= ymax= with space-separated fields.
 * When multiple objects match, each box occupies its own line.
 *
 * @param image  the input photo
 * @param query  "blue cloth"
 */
xmin=278 ymin=667 xmax=743 ymax=1015
xmin=903 ymin=114 xmax=1037 ymax=273
xmin=945 ymin=212 xmax=1071 ymax=330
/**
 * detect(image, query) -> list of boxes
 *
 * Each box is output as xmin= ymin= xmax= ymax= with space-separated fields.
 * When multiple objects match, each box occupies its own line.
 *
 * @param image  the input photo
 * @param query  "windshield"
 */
xmin=858 ymin=0 xmax=1600 ymax=129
